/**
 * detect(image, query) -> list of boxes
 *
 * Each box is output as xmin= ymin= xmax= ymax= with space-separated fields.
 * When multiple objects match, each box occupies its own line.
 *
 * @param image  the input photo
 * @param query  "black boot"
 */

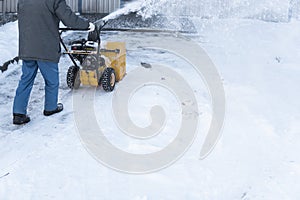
xmin=13 ymin=113 xmax=30 ymax=125
xmin=43 ymin=103 xmax=64 ymax=116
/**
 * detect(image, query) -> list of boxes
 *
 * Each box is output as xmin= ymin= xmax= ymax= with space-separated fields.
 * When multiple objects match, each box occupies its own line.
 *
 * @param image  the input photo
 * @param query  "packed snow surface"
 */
xmin=1 ymin=1 xmax=300 ymax=199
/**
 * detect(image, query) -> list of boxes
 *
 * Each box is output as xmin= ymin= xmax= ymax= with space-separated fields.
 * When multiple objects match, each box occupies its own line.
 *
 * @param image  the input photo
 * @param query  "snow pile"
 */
xmin=0 ymin=22 xmax=18 ymax=65
xmin=290 ymin=0 xmax=300 ymax=19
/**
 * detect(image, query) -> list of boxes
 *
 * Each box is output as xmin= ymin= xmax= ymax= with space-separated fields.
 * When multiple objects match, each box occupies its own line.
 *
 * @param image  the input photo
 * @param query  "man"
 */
xmin=13 ymin=0 xmax=95 ymax=125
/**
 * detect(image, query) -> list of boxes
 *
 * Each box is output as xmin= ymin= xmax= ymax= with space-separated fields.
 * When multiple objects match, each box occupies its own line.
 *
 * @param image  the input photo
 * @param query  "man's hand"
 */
xmin=88 ymin=23 xmax=95 ymax=32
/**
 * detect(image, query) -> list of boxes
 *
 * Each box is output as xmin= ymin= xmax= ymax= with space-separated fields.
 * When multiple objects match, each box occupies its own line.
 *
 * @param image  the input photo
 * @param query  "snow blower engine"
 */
xmin=59 ymin=23 xmax=126 ymax=91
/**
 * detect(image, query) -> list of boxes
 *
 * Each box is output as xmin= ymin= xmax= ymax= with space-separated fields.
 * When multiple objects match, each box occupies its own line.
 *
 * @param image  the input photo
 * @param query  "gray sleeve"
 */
xmin=54 ymin=0 xmax=89 ymax=29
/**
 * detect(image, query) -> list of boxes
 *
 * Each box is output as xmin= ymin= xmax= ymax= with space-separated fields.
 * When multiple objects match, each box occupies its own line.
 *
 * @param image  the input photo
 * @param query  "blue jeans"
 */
xmin=13 ymin=60 xmax=59 ymax=114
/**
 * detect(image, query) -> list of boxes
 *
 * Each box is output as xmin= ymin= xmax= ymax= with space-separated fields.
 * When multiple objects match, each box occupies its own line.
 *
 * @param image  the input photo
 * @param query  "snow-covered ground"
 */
xmin=1 ymin=2 xmax=300 ymax=200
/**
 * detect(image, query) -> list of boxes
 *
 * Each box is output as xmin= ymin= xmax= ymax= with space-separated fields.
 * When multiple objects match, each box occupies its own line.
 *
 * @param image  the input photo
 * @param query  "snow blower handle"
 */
xmin=59 ymin=26 xmax=100 ymax=42
xmin=59 ymin=19 xmax=108 ymax=34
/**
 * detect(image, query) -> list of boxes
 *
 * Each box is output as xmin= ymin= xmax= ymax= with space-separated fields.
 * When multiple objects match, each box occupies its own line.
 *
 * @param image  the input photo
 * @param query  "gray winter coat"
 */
xmin=18 ymin=0 xmax=89 ymax=63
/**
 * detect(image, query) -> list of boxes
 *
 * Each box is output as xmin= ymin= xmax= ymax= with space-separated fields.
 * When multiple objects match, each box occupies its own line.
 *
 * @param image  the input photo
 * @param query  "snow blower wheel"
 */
xmin=101 ymin=68 xmax=116 ymax=92
xmin=66 ymin=66 xmax=80 ymax=89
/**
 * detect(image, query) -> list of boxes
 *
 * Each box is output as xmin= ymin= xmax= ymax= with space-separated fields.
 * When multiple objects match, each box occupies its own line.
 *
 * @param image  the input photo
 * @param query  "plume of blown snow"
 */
xmin=103 ymin=0 xmax=300 ymax=22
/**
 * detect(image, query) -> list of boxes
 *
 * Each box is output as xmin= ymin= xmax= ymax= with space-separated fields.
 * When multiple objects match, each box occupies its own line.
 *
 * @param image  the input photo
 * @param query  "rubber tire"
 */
xmin=101 ymin=68 xmax=116 ymax=92
xmin=66 ymin=66 xmax=80 ymax=89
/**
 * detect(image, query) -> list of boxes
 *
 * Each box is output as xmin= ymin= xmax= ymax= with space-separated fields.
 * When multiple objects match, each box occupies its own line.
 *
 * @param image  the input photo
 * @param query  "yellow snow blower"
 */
xmin=59 ymin=23 xmax=126 ymax=92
